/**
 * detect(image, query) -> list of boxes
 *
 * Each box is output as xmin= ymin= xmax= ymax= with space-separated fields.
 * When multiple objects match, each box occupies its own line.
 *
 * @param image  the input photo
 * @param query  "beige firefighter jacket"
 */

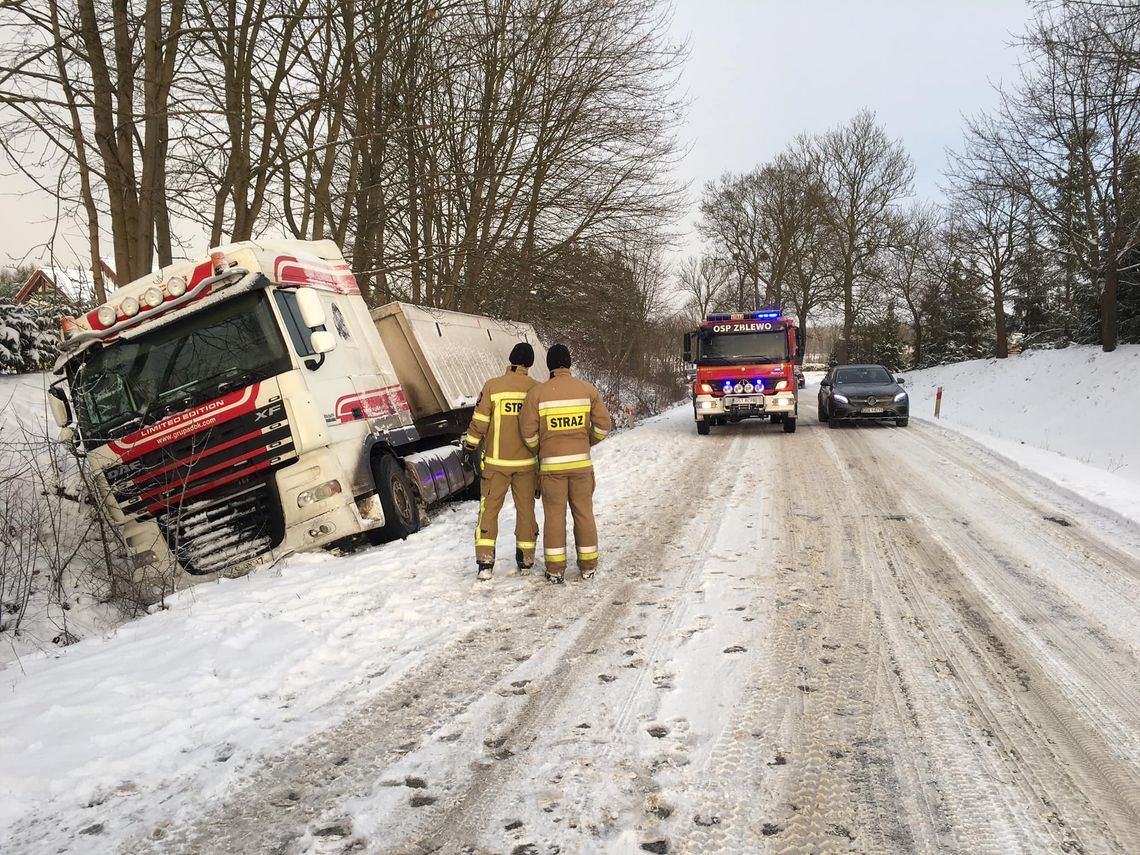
xmin=464 ymin=366 xmax=538 ymax=472
xmin=520 ymin=368 xmax=613 ymax=473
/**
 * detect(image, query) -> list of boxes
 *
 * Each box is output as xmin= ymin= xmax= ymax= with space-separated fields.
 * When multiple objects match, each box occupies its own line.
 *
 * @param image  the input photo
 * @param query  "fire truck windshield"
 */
xmin=72 ymin=290 xmax=291 ymax=443
xmin=699 ymin=329 xmax=788 ymax=364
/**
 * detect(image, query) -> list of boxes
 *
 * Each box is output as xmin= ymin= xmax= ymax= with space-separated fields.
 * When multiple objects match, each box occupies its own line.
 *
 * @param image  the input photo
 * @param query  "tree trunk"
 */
xmin=992 ymin=270 xmax=1008 ymax=358
xmin=1102 ymin=257 xmax=1119 ymax=352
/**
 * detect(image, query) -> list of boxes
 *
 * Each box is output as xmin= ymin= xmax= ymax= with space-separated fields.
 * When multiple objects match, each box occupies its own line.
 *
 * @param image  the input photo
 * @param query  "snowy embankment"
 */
xmin=0 ymin=403 xmax=694 ymax=849
xmin=903 ymin=345 xmax=1140 ymax=526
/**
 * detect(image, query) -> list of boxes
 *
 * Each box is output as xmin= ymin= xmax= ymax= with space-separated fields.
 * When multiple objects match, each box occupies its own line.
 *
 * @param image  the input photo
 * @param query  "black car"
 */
xmin=818 ymin=363 xmax=908 ymax=427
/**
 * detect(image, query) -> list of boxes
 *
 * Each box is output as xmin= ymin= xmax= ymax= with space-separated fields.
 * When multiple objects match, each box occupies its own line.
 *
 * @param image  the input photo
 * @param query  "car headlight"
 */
xmin=298 ymin=479 xmax=342 ymax=507
xmin=833 ymin=393 xmax=849 ymax=404
xmin=894 ymin=391 xmax=908 ymax=402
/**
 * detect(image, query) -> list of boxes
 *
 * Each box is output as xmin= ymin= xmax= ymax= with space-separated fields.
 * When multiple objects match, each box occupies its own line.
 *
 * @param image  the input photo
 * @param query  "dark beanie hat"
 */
xmin=547 ymin=343 xmax=572 ymax=371
xmin=509 ymin=342 xmax=535 ymax=367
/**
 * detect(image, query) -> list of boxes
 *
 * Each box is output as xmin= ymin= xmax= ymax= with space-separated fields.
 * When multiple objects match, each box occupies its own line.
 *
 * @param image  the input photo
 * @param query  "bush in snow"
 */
xmin=0 ymin=302 xmax=64 ymax=374
xmin=0 ymin=416 xmax=132 ymax=655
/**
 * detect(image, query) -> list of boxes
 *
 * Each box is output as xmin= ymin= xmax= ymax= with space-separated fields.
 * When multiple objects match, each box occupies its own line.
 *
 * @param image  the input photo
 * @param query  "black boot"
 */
xmin=515 ymin=548 xmax=534 ymax=572
xmin=476 ymin=561 xmax=494 ymax=581
xmin=544 ymin=571 xmax=565 ymax=584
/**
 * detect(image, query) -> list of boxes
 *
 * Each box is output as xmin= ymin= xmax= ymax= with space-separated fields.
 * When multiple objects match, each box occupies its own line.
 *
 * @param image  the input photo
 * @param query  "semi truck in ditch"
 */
xmin=683 ymin=310 xmax=802 ymax=435
xmin=46 ymin=239 xmax=545 ymax=600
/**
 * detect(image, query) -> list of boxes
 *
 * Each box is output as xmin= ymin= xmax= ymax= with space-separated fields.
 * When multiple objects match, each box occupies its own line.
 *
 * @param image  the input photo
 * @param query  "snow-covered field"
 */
xmin=903 ymin=345 xmax=1140 ymax=526
xmin=3 ymin=355 xmax=1140 ymax=854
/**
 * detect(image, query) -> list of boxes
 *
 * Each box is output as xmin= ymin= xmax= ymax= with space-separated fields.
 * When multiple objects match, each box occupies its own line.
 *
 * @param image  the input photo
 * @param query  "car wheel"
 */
xmin=370 ymin=454 xmax=421 ymax=543
xmin=895 ymin=417 xmax=909 ymax=427
xmin=828 ymin=407 xmax=840 ymax=429
xmin=697 ymin=420 xmax=710 ymax=435
xmin=782 ymin=416 xmax=797 ymax=433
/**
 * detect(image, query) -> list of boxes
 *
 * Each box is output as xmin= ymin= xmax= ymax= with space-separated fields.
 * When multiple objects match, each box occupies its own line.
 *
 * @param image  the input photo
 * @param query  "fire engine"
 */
xmin=682 ymin=310 xmax=802 ymax=435
xmin=46 ymin=239 xmax=544 ymax=601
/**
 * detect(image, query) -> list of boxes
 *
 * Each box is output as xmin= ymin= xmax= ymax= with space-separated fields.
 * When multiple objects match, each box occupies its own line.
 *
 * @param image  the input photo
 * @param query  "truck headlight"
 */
xmin=698 ymin=383 xmax=713 ymax=394
xmin=297 ymin=479 xmax=342 ymax=507
xmin=894 ymin=391 xmax=908 ymax=402
xmin=775 ymin=380 xmax=788 ymax=390
xmin=833 ymin=393 xmax=849 ymax=404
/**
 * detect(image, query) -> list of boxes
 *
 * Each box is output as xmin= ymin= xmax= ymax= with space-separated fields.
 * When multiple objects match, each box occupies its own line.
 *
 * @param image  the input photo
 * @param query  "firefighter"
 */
xmin=520 ymin=344 xmax=612 ymax=583
xmin=463 ymin=343 xmax=540 ymax=580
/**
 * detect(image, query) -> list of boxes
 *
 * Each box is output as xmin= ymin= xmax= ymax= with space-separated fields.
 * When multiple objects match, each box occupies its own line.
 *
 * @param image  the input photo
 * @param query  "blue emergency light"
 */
xmin=705 ymin=310 xmax=783 ymax=322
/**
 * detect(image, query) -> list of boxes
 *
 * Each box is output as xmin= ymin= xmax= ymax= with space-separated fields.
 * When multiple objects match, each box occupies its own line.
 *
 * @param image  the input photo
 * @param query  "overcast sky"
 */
xmin=2 ymin=0 xmax=1034 ymax=272
xmin=667 ymin=0 xmax=1034 ymax=252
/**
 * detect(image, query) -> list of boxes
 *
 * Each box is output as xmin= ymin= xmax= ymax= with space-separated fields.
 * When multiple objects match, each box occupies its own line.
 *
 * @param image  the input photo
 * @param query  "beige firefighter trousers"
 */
xmin=540 ymin=470 xmax=598 ymax=576
xmin=477 ymin=469 xmax=539 ymax=564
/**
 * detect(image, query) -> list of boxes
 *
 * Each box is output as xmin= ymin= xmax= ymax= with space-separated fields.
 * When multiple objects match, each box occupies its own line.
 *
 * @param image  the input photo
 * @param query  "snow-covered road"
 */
xmin=6 ymin=399 xmax=1140 ymax=854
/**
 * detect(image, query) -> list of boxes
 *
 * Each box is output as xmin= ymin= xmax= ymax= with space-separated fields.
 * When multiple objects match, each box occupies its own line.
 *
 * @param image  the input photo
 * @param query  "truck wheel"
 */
xmin=895 ymin=417 xmax=909 ymax=427
xmin=372 ymin=454 xmax=421 ymax=542
xmin=782 ymin=416 xmax=797 ymax=433
xmin=696 ymin=420 xmax=710 ymax=435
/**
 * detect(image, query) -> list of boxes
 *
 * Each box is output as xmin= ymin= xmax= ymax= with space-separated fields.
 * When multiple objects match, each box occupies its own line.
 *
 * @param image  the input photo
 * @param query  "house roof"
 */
xmin=13 ymin=260 xmax=116 ymax=306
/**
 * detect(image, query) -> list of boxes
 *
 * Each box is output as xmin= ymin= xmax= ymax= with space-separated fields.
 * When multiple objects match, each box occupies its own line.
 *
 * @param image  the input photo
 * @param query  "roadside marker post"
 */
xmin=934 ymin=386 xmax=943 ymax=418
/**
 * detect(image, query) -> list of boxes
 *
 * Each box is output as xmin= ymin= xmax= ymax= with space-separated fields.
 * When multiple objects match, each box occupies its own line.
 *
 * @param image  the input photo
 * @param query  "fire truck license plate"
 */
xmin=861 ymin=407 xmax=885 ymax=413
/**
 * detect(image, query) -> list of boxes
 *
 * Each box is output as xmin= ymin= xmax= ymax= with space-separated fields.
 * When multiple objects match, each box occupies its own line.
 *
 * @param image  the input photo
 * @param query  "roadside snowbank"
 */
xmin=904 ymin=345 xmax=1140 ymax=524
xmin=0 ymin=405 xmax=695 ymax=849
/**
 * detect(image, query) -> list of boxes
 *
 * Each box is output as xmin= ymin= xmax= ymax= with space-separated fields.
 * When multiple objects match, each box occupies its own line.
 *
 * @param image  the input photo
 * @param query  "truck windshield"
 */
xmin=699 ymin=330 xmax=788 ymax=363
xmin=72 ymin=290 xmax=290 ymax=443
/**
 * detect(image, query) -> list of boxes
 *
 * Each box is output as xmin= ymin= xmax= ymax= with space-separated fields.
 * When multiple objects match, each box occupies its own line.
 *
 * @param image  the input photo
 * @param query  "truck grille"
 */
xmin=158 ymin=476 xmax=284 ymax=575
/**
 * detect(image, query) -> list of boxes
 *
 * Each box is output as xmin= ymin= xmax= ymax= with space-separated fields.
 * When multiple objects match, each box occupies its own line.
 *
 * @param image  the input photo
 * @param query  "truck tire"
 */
xmin=696 ymin=420 xmax=710 ymax=435
xmin=372 ymin=454 xmax=421 ymax=542
xmin=783 ymin=416 xmax=797 ymax=433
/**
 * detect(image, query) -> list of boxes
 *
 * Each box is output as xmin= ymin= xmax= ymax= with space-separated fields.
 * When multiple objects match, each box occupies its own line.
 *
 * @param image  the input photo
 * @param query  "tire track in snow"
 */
xmin=854 ymin=423 xmax=1140 ymax=853
xmin=123 ymin=409 xmax=729 ymax=854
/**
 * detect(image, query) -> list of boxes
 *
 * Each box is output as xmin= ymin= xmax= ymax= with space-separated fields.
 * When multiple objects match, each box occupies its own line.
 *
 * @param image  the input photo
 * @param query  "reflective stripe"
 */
xmin=576 ymin=545 xmax=598 ymax=554
xmin=538 ymin=398 xmax=591 ymax=411
xmin=540 ymin=404 xmax=590 ymax=417
xmin=476 ymin=538 xmax=496 ymax=547
xmin=590 ymin=426 xmax=608 ymax=439
xmin=577 ymin=550 xmax=599 ymax=561
xmin=517 ymin=540 xmax=537 ymax=549
xmin=540 ymin=459 xmax=594 ymax=473
xmin=544 ymin=547 xmax=567 ymax=557
xmin=523 ymin=436 xmax=539 ymax=448
xmin=490 ymin=391 xmax=529 ymax=401
xmin=483 ymin=455 xmax=537 ymax=468
xmin=464 ymin=433 xmax=480 ymax=446
xmin=471 ymin=412 xmax=491 ymax=423
xmin=542 ymin=452 xmax=590 ymax=464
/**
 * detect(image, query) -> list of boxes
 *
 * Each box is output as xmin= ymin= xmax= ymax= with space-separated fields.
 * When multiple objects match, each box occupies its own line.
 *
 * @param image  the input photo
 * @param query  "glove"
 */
xmin=461 ymin=446 xmax=476 ymax=470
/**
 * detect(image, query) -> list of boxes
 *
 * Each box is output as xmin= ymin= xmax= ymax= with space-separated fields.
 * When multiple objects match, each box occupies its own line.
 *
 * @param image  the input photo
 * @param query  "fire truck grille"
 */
xmin=157 ymin=476 xmax=284 ymax=576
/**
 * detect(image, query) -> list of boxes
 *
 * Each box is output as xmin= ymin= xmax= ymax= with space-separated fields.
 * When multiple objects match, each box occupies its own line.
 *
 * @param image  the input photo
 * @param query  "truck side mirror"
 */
xmin=294 ymin=288 xmax=326 ymax=329
xmin=682 ymin=332 xmax=693 ymax=363
xmin=794 ymin=328 xmax=804 ymax=355
xmin=310 ymin=330 xmax=337 ymax=355
xmin=48 ymin=381 xmax=72 ymax=428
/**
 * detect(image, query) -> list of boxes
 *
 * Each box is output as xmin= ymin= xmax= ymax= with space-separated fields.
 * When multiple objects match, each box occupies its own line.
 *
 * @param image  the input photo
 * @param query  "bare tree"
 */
xmin=676 ymin=254 xmax=731 ymax=321
xmin=956 ymin=2 xmax=1140 ymax=351
xmin=812 ymin=110 xmax=914 ymax=361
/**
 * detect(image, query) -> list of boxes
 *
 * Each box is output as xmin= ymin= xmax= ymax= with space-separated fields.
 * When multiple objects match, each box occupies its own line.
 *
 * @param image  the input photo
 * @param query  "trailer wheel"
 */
xmin=372 ymin=454 xmax=421 ymax=542
xmin=783 ymin=416 xmax=797 ymax=433
xmin=696 ymin=420 xmax=710 ymax=435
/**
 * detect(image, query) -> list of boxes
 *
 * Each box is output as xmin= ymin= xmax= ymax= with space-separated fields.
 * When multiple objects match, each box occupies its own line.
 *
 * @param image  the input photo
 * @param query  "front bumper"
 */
xmin=694 ymin=392 xmax=798 ymax=420
xmin=830 ymin=399 xmax=909 ymax=420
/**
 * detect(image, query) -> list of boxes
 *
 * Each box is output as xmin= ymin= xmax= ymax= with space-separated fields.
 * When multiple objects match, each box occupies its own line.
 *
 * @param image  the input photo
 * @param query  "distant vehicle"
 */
xmin=794 ymin=366 xmax=805 ymax=388
xmin=818 ymin=364 xmax=908 ymax=427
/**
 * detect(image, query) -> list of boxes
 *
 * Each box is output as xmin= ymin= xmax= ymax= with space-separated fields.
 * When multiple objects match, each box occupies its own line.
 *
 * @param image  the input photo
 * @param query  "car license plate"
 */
xmin=861 ymin=407 xmax=885 ymax=414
